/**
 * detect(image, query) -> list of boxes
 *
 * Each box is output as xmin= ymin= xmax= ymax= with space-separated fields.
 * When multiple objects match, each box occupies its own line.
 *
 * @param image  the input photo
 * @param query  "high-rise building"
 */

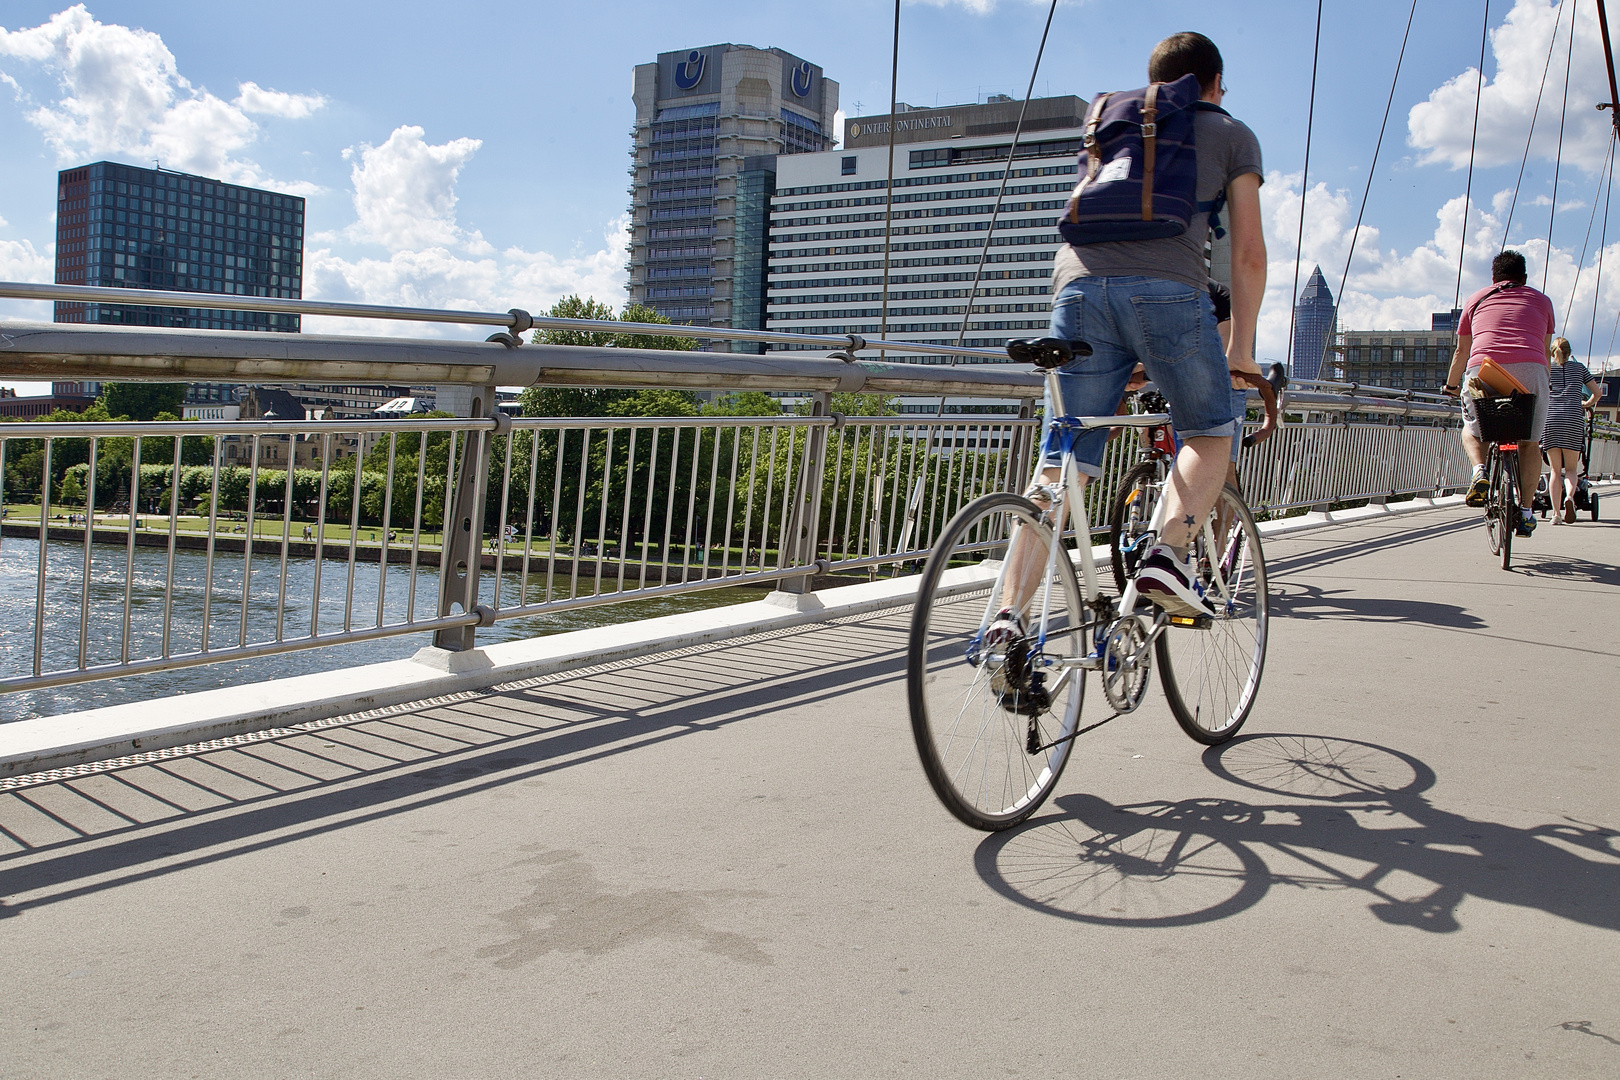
xmin=1329 ymin=328 xmax=1456 ymax=389
xmin=54 ymin=161 xmax=304 ymax=332
xmin=629 ymin=45 xmax=838 ymax=350
xmin=1290 ymin=265 xmax=1335 ymax=381
xmin=765 ymin=96 xmax=1087 ymax=412
xmin=54 ymin=160 xmax=306 ymax=411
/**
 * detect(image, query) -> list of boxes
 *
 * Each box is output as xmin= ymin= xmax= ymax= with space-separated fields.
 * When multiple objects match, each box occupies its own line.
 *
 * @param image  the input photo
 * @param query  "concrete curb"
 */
xmin=5 ymin=480 xmax=1616 ymax=777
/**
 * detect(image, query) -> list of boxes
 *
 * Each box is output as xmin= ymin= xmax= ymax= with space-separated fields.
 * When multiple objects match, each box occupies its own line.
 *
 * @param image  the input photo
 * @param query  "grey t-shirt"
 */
xmin=1052 ymin=107 xmax=1264 ymax=292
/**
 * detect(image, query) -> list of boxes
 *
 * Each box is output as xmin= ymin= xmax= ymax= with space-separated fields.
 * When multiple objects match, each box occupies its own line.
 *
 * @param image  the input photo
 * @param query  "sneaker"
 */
xmin=1135 ymin=544 xmax=1217 ymax=619
xmin=1515 ymin=509 xmax=1536 ymax=537
xmin=1564 ymin=498 xmax=1577 ymax=524
xmin=1464 ymin=468 xmax=1490 ymax=508
xmin=982 ymin=607 xmax=1027 ymax=652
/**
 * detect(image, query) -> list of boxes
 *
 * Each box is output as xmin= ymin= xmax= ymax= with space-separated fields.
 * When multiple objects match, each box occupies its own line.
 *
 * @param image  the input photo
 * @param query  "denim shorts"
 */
xmin=1042 ymin=276 xmax=1239 ymax=475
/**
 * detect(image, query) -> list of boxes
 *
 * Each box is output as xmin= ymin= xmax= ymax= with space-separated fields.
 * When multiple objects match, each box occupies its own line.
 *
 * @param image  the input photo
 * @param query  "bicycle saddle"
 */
xmin=1006 ymin=337 xmax=1093 ymax=369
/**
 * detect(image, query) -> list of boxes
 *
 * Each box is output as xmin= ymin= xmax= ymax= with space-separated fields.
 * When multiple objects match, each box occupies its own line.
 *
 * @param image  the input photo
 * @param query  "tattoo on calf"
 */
xmin=1183 ymin=514 xmax=1196 ymax=527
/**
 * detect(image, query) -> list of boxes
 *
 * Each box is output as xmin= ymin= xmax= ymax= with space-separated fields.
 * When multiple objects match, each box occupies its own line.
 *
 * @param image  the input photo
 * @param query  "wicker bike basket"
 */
xmin=1473 ymin=391 xmax=1537 ymax=444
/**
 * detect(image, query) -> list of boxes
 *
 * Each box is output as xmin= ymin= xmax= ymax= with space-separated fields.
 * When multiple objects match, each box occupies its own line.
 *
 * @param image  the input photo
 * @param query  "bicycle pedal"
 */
xmin=1167 ymin=613 xmax=1213 ymax=629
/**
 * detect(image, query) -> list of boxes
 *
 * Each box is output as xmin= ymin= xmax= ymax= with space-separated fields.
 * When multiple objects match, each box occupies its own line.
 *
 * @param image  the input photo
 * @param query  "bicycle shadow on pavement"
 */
xmin=1510 ymin=552 xmax=1620 ymax=589
xmin=1269 ymin=583 xmax=1487 ymax=629
xmin=974 ymin=734 xmax=1620 ymax=932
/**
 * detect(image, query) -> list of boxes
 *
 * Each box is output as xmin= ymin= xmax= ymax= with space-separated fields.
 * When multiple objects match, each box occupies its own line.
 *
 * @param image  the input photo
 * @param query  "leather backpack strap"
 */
xmin=1140 ymin=84 xmax=1160 ymax=221
xmin=1068 ymin=93 xmax=1109 ymax=223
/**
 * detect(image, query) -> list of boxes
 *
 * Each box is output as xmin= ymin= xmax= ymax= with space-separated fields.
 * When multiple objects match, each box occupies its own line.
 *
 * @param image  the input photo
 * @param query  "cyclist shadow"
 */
xmin=1269 ymin=584 xmax=1486 ymax=629
xmin=973 ymin=733 xmax=1620 ymax=932
xmin=1510 ymin=553 xmax=1620 ymax=588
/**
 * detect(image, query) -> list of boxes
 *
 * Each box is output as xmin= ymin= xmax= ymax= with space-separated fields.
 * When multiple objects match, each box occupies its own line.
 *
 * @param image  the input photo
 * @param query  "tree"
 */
xmin=101 ymin=383 xmax=185 ymax=421
xmin=521 ymin=297 xmax=700 ymax=420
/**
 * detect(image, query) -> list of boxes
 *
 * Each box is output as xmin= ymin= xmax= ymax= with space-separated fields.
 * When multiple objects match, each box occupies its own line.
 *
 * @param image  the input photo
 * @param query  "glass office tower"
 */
xmin=53 ymin=161 xmax=304 ymax=333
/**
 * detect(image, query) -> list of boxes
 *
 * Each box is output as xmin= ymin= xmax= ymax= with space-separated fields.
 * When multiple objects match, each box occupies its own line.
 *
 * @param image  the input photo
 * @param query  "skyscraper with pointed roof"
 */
xmin=1291 ymin=265 xmax=1336 ymax=381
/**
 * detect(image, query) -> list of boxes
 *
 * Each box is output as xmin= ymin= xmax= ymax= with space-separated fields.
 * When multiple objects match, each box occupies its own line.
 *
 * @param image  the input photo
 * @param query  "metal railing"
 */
xmin=3 ymin=282 xmax=1619 ymax=705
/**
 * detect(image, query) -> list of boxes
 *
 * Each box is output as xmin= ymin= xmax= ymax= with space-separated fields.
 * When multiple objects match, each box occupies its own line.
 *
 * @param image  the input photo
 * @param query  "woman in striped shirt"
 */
xmin=1543 ymin=337 xmax=1601 ymax=524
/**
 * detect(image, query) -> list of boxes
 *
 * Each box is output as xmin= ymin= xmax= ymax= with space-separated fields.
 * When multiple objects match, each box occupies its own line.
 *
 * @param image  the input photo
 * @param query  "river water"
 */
xmin=0 ymin=535 xmax=761 ymax=723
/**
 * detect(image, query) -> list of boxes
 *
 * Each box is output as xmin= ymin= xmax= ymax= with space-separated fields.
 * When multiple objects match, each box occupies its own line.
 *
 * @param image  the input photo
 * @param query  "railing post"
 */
xmin=433 ymin=384 xmax=501 ymax=652
xmin=780 ymin=392 xmax=831 ymax=595
xmin=1010 ymin=398 xmax=1036 ymax=492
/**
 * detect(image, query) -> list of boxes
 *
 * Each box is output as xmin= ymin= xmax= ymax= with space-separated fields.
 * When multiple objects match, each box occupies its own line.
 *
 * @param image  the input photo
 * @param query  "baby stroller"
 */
xmin=1531 ymin=411 xmax=1600 ymax=520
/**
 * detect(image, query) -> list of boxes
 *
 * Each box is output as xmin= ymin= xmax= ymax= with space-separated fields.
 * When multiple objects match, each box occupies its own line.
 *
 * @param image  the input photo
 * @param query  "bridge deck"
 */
xmin=2 ymin=505 xmax=1618 ymax=1078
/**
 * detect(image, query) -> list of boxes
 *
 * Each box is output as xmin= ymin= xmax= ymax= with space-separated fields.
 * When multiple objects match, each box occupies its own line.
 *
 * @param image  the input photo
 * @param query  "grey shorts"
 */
xmin=1462 ymin=361 xmax=1549 ymax=444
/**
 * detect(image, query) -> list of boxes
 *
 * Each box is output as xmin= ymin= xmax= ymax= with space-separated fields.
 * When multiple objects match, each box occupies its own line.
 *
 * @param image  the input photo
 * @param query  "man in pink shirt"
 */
xmin=1443 ymin=250 xmax=1555 ymax=536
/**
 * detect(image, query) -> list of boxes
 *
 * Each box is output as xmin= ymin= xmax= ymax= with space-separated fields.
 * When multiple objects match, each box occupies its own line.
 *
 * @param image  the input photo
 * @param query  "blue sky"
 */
xmin=2 ymin=0 xmax=1617 ymax=392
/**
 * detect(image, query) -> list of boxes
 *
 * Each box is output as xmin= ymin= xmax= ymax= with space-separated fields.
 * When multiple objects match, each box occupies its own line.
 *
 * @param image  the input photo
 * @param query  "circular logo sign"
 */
xmin=849 ymin=122 xmax=860 ymax=138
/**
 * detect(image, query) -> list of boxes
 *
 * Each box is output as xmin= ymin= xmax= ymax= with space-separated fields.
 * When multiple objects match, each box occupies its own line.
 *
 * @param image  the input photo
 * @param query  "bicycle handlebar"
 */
xmin=1238 ymin=363 xmax=1288 ymax=448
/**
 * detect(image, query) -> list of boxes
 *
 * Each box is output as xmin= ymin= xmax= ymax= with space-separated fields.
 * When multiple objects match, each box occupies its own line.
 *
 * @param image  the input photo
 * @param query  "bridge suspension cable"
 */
xmin=1286 ymin=0 xmax=1323 ymax=373
xmin=1321 ymin=0 xmax=1417 ymax=377
xmin=1544 ymin=0 xmax=1579 ymax=291
xmin=1452 ymin=0 xmax=1491 ymax=316
xmin=1560 ymin=132 xmax=1616 ymax=332
xmin=949 ymin=0 xmax=1060 ymax=356
xmin=1498 ymin=0 xmax=1569 ymax=249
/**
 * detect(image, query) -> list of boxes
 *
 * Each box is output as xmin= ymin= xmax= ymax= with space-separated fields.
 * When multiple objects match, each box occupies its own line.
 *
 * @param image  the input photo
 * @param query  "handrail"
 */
xmin=0 ymin=321 xmax=1046 ymax=398
xmin=0 ymin=280 xmax=1009 ymax=362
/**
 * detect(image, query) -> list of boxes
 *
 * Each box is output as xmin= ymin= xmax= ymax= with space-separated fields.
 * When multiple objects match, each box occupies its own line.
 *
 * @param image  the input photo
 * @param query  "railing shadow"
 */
xmin=975 ymin=734 xmax=1620 ymax=932
xmin=0 ymin=612 xmax=914 ymax=918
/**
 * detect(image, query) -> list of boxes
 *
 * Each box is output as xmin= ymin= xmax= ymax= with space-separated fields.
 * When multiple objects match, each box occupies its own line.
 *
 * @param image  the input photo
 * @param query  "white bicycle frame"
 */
xmin=972 ymin=366 xmax=1250 ymax=677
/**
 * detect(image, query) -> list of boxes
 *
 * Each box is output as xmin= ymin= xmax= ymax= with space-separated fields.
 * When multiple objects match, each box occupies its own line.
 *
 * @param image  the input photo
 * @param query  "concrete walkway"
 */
xmin=1 ymin=505 xmax=1617 ymax=1078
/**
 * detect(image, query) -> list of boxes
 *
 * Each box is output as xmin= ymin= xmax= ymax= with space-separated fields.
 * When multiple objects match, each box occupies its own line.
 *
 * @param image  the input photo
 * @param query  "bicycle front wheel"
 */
xmin=908 ymin=493 xmax=1088 ymax=831
xmin=1108 ymin=459 xmax=1164 ymax=594
xmin=1157 ymin=484 xmax=1268 ymax=744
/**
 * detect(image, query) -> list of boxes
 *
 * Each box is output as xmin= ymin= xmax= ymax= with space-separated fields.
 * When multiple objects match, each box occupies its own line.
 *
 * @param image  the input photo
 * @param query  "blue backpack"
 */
xmin=1060 ymin=73 xmax=1221 ymax=245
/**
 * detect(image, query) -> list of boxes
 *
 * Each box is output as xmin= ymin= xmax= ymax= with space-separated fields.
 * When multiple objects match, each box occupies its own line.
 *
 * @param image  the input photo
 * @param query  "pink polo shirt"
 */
xmin=1457 ymin=282 xmax=1555 ymax=369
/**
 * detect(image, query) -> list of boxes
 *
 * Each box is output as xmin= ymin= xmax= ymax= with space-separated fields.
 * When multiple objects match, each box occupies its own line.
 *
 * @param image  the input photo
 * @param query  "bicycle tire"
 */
xmin=1484 ymin=450 xmax=1505 ymax=557
xmin=908 ymin=492 xmax=1088 ymax=831
xmin=1108 ymin=459 xmax=1165 ymax=594
xmin=1500 ymin=450 xmax=1516 ymax=572
xmin=1156 ymin=484 xmax=1267 ymax=745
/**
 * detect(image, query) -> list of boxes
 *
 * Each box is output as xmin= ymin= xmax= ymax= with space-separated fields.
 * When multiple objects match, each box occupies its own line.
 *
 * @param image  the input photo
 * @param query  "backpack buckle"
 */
xmin=1082 ymin=133 xmax=1096 ymax=148
xmin=1141 ymin=122 xmax=1156 ymax=138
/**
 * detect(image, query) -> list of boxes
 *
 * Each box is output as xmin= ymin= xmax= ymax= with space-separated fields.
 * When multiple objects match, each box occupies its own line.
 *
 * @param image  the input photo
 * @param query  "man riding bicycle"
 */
xmin=1443 ymin=250 xmax=1555 ymax=538
xmin=995 ymin=31 xmax=1265 ymax=626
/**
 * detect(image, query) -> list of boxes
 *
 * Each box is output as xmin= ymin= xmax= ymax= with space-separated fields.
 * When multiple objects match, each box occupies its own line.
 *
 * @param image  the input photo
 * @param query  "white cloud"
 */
xmin=0 ymin=5 xmax=323 ymax=190
xmin=343 ymin=125 xmax=482 ymax=250
xmin=304 ymin=126 xmax=629 ymax=336
xmin=1408 ymin=0 xmax=1611 ymax=173
xmin=0 ymin=237 xmax=52 ymax=284
xmin=235 ymin=81 xmax=324 ymax=119
xmin=302 ymin=217 xmax=630 ymax=337
xmin=1259 ymin=169 xmax=1620 ymax=371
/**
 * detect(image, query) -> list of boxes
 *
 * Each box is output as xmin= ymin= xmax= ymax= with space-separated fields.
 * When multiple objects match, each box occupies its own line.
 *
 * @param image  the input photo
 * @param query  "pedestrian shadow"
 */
xmin=974 ymin=734 xmax=1620 ymax=932
xmin=1270 ymin=583 xmax=1486 ymax=629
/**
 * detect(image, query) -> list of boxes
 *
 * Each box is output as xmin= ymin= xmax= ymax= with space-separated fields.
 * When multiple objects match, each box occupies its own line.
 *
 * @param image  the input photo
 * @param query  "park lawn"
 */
xmin=4 ymin=503 xmax=789 ymax=563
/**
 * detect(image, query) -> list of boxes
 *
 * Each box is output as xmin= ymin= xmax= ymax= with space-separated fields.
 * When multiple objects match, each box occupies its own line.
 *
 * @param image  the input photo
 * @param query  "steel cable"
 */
xmin=1452 ymin=0 xmax=1491 ymax=316
xmin=1325 ymin=0 xmax=1418 ymax=377
xmin=1544 ymin=0 xmax=1578 ymax=291
xmin=1498 ymin=0 xmax=1568 ymax=249
xmin=1287 ymin=0 xmax=1324 ymax=373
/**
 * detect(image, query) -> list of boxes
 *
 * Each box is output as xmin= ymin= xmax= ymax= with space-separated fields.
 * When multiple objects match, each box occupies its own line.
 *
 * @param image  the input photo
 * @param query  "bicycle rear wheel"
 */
xmin=1108 ymin=459 xmax=1164 ymax=594
xmin=1156 ymin=484 xmax=1267 ymax=745
xmin=1484 ymin=450 xmax=1506 ymax=557
xmin=908 ymin=493 xmax=1088 ymax=831
xmin=1499 ymin=450 xmax=1516 ymax=571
